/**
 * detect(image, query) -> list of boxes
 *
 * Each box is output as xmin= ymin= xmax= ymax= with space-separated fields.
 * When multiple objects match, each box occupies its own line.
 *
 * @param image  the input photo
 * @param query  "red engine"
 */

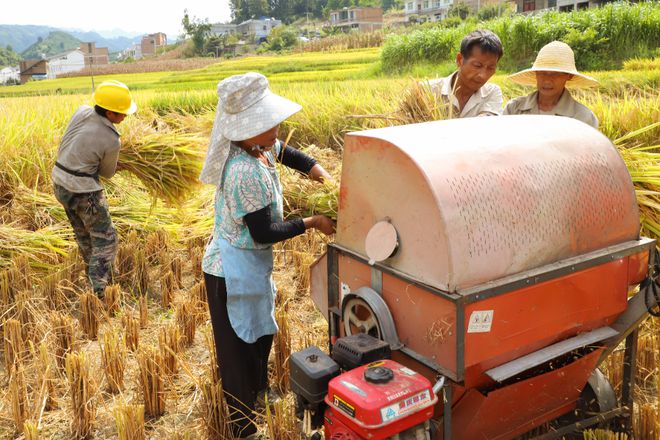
xmin=325 ymin=360 xmax=436 ymax=439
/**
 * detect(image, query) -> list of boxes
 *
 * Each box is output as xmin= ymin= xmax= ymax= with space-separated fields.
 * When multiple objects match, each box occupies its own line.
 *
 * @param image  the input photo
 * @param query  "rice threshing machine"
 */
xmin=289 ymin=116 xmax=660 ymax=440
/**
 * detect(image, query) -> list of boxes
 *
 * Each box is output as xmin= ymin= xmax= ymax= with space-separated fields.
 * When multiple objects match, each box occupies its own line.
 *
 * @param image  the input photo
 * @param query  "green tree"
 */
xmin=448 ymin=2 xmax=471 ymax=19
xmin=182 ymin=9 xmax=212 ymax=55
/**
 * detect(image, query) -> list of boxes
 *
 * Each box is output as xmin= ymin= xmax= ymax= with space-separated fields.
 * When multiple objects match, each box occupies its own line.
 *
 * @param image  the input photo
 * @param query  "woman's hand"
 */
xmin=304 ymin=215 xmax=336 ymax=236
xmin=309 ymin=164 xmax=332 ymax=183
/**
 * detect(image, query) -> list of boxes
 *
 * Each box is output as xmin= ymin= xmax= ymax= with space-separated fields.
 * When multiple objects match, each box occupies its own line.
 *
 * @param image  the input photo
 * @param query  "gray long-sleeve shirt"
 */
xmin=51 ymin=105 xmax=121 ymax=193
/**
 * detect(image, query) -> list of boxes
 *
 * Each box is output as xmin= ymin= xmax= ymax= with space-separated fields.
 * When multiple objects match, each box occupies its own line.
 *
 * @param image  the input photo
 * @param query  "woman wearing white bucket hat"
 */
xmin=199 ymin=72 xmax=334 ymax=439
xmin=504 ymin=41 xmax=599 ymax=128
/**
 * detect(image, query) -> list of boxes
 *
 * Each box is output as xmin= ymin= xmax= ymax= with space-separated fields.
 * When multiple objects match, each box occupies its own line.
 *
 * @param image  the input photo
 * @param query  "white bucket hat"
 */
xmin=508 ymin=41 xmax=599 ymax=88
xmin=199 ymin=72 xmax=302 ymax=185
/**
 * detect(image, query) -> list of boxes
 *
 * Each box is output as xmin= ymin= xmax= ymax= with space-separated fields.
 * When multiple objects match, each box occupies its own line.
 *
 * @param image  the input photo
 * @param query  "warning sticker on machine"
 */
xmin=467 ymin=310 xmax=494 ymax=333
xmin=380 ymin=390 xmax=431 ymax=423
xmin=333 ymin=395 xmax=356 ymax=418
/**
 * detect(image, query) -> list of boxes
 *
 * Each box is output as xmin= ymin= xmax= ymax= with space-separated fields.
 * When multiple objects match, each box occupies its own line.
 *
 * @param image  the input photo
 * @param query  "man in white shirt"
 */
xmin=426 ymin=29 xmax=504 ymax=118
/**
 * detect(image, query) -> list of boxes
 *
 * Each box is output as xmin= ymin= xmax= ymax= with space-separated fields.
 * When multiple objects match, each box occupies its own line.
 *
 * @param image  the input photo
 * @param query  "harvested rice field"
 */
xmin=0 ymin=47 xmax=658 ymax=439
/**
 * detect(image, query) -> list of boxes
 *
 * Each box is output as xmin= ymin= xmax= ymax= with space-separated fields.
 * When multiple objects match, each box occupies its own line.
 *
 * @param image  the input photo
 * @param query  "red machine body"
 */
xmin=325 ymin=360 xmax=437 ymax=439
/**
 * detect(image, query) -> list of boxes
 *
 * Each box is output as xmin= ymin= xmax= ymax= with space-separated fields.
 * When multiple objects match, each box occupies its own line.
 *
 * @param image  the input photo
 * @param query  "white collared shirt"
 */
xmin=426 ymin=71 xmax=503 ymax=118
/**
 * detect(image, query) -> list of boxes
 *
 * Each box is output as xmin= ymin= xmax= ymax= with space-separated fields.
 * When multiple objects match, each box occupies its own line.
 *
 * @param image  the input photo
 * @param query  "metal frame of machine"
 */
xmin=322 ymin=238 xmax=656 ymax=438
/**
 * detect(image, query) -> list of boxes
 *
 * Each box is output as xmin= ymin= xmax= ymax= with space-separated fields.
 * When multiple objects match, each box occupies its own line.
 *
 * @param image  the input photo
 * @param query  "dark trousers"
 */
xmin=204 ymin=272 xmax=273 ymax=438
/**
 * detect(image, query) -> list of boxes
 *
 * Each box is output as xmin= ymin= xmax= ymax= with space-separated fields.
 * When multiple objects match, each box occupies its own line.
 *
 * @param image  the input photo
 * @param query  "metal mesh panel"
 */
xmin=446 ymin=152 xmax=629 ymax=258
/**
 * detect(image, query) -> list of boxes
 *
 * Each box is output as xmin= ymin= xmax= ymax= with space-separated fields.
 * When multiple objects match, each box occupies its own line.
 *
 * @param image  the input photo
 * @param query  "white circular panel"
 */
xmin=365 ymin=220 xmax=398 ymax=265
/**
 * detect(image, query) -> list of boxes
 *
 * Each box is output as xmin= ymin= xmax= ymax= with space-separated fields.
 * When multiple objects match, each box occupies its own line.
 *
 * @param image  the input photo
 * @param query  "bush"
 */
xmin=261 ymin=26 xmax=300 ymax=52
xmin=381 ymin=2 xmax=660 ymax=73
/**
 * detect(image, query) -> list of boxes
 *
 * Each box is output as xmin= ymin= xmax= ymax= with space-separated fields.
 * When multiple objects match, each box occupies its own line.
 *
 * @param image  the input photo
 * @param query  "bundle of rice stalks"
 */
xmin=9 ymin=362 xmax=29 ymax=433
xmin=114 ymin=399 xmax=145 ymax=440
xmin=4 ymin=318 xmax=24 ymax=374
xmin=190 ymin=280 xmax=208 ymax=322
xmin=139 ymin=295 xmax=149 ymax=328
xmin=80 ymin=292 xmax=102 ymax=340
xmin=273 ymin=304 xmax=292 ymax=395
xmin=23 ymin=421 xmax=40 ymax=440
xmin=265 ymin=397 xmax=298 ymax=440
xmin=100 ymin=330 xmax=127 ymax=393
xmin=175 ymin=299 xmax=197 ymax=346
xmin=158 ymin=322 xmax=180 ymax=377
xmin=123 ymin=313 xmax=140 ymax=352
xmin=397 ymin=80 xmax=454 ymax=124
xmin=117 ymin=126 xmax=206 ymax=204
xmin=65 ymin=351 xmax=96 ymax=439
xmin=281 ymin=178 xmax=339 ymax=220
xmin=51 ymin=311 xmax=76 ymax=370
xmin=0 ymin=224 xmax=70 ymax=271
xmin=137 ymin=345 xmax=166 ymax=418
xmin=104 ymin=284 xmax=122 ymax=316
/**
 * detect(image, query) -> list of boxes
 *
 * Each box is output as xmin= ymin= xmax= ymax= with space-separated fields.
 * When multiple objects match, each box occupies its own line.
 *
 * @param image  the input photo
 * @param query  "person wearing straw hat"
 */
xmin=52 ymin=80 xmax=137 ymax=298
xmin=504 ymin=41 xmax=599 ymax=128
xmin=200 ymin=72 xmax=335 ymax=439
xmin=426 ymin=29 xmax=504 ymax=118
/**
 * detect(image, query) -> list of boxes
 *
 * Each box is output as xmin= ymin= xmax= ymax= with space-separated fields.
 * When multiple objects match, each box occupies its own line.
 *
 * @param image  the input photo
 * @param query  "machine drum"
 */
xmin=332 ymin=333 xmax=392 ymax=371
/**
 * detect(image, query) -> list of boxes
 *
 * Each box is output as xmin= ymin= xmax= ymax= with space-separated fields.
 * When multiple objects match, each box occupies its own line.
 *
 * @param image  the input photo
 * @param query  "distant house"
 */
xmin=80 ymin=42 xmax=110 ymax=66
xmin=237 ymin=18 xmax=281 ymax=42
xmin=47 ymin=49 xmax=85 ymax=78
xmin=19 ymin=59 xmax=48 ymax=84
xmin=513 ymin=0 xmax=600 ymax=13
xmin=330 ymin=7 xmax=384 ymax=32
xmin=0 ymin=66 xmax=20 ymax=84
xmin=141 ymin=32 xmax=167 ymax=57
xmin=211 ymin=23 xmax=238 ymax=36
xmin=405 ymin=0 xmax=454 ymax=21
xmin=121 ymin=43 xmax=143 ymax=60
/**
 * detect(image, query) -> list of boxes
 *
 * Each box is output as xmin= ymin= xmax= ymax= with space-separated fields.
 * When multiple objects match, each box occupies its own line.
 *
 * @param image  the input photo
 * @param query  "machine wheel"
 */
xmin=340 ymin=288 xmax=403 ymax=350
xmin=343 ymin=297 xmax=383 ymax=340
xmin=549 ymin=368 xmax=617 ymax=438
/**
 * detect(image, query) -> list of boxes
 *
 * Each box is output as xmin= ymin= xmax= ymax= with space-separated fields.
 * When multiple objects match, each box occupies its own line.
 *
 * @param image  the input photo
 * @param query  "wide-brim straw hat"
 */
xmin=217 ymin=72 xmax=301 ymax=141
xmin=508 ymin=41 xmax=599 ymax=88
xmin=199 ymin=72 xmax=302 ymax=186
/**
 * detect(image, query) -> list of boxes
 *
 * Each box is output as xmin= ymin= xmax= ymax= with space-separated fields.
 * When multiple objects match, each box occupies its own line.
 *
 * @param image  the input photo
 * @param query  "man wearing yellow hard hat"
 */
xmin=52 ymin=80 xmax=137 ymax=298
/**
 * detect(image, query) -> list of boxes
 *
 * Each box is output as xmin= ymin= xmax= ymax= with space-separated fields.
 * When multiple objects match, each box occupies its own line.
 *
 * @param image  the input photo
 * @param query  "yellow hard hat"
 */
xmin=93 ymin=80 xmax=137 ymax=115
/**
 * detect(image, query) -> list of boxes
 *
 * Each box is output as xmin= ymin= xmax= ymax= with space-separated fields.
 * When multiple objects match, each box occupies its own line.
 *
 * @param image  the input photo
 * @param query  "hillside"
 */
xmin=0 ymin=25 xmax=138 ymax=55
xmin=0 ymin=24 xmax=57 ymax=53
xmin=21 ymin=31 xmax=80 ymax=59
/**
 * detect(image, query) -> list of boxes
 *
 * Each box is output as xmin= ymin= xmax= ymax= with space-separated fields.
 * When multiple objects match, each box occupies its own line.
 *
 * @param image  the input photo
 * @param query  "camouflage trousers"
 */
xmin=54 ymin=184 xmax=118 ymax=296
